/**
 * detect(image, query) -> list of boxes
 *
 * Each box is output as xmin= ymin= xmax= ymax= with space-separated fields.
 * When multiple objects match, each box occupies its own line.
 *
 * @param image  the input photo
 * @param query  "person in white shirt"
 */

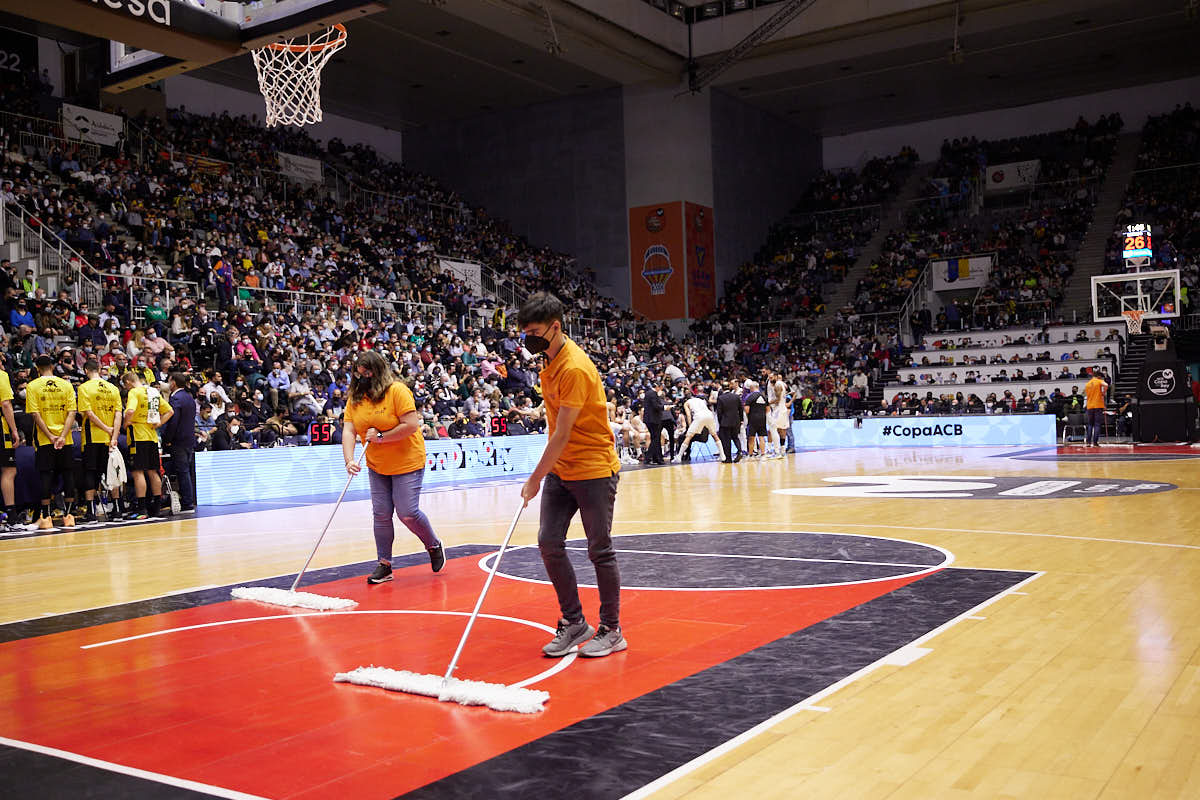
xmin=678 ymin=390 xmax=719 ymax=463
xmin=767 ymin=375 xmax=790 ymax=459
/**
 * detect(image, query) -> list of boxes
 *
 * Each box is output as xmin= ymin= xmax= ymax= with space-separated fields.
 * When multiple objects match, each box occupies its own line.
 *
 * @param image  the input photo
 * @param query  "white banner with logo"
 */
xmin=439 ymin=257 xmax=482 ymax=294
xmin=984 ymin=159 xmax=1041 ymax=192
xmin=61 ymin=103 xmax=123 ymax=147
xmin=930 ymin=253 xmax=995 ymax=291
xmin=277 ymin=152 xmax=324 ymax=184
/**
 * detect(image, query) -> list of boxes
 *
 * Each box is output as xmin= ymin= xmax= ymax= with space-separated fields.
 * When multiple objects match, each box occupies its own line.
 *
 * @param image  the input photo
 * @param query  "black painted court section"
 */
xmin=494 ymin=531 xmax=948 ymax=589
xmin=398 ymin=566 xmax=1035 ymax=800
xmin=0 ymin=545 xmax=497 ymax=645
xmin=0 ymin=743 xmax=217 ymax=800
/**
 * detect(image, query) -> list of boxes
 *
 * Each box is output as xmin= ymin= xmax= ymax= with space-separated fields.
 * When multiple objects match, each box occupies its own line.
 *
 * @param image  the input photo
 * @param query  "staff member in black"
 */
xmin=642 ymin=383 xmax=666 ymax=465
xmin=716 ymin=381 xmax=745 ymax=463
xmin=160 ymin=372 xmax=198 ymax=511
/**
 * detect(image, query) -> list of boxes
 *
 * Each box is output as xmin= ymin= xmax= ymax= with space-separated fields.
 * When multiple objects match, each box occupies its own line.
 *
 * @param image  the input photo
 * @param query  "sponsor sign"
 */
xmin=1147 ymin=368 xmax=1176 ymax=397
xmin=985 ymin=159 xmax=1041 ymax=192
xmin=931 ymin=253 xmax=994 ymax=291
xmin=684 ymin=202 xmax=715 ymax=318
xmin=776 ymin=475 xmax=1176 ymax=499
xmin=629 ymin=202 xmax=685 ymax=319
xmin=62 ymin=103 xmax=124 ymax=147
xmin=439 ymin=257 xmax=482 ymax=295
xmin=197 ymin=435 xmax=546 ymax=505
xmin=278 ymin=152 xmax=324 ymax=184
xmin=89 ymin=0 xmax=172 ymax=26
xmin=790 ymin=414 xmax=1055 ymax=448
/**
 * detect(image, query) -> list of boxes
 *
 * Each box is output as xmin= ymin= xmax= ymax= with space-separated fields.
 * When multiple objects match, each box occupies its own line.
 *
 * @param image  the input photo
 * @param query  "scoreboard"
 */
xmin=1122 ymin=223 xmax=1152 ymax=270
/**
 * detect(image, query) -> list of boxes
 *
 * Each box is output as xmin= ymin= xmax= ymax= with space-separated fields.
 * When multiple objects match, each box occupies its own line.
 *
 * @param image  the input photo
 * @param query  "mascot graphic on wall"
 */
xmin=642 ymin=244 xmax=673 ymax=296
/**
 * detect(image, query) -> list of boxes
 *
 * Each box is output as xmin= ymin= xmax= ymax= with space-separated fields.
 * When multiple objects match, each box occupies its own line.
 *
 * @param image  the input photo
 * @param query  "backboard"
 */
xmin=1091 ymin=268 xmax=1180 ymax=323
xmin=0 ymin=0 xmax=385 ymax=92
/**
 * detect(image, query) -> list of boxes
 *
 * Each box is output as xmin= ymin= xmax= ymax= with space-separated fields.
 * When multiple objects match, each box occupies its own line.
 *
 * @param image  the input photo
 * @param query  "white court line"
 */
xmin=619 ymin=570 xmax=1043 ymax=800
xmin=617 ymin=520 xmax=1200 ymax=551
xmin=79 ymin=609 xmax=574 ymax=690
xmin=0 ymin=735 xmax=270 ymax=800
xmin=486 ymin=531 xmax=954 ymax=592
xmin=564 ymin=545 xmax=938 ymax=570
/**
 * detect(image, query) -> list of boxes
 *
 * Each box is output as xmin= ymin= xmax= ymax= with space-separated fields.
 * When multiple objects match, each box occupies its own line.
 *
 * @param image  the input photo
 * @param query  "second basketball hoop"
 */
xmin=251 ymin=23 xmax=347 ymax=127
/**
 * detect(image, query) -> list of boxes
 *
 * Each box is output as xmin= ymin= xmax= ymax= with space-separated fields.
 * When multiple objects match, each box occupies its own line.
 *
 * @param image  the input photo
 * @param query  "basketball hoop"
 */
xmin=1121 ymin=309 xmax=1145 ymax=334
xmin=251 ymin=23 xmax=347 ymax=127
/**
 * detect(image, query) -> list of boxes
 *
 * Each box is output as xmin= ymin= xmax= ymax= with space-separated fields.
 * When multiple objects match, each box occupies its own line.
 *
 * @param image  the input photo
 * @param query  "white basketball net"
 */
xmin=251 ymin=24 xmax=346 ymax=127
xmin=1122 ymin=309 xmax=1144 ymax=334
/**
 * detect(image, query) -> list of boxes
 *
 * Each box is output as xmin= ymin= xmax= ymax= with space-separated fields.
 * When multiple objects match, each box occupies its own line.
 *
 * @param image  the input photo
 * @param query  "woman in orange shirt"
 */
xmin=342 ymin=350 xmax=444 ymax=584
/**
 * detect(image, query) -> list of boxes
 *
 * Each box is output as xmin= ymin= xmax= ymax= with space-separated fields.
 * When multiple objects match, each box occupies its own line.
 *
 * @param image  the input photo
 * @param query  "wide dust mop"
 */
xmin=334 ymin=501 xmax=550 ymax=714
xmin=231 ymin=443 xmax=367 ymax=611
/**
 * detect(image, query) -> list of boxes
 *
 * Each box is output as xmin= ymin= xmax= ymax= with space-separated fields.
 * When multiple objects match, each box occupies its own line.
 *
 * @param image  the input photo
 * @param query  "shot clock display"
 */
xmin=1122 ymin=223 xmax=1152 ymax=269
xmin=309 ymin=421 xmax=337 ymax=444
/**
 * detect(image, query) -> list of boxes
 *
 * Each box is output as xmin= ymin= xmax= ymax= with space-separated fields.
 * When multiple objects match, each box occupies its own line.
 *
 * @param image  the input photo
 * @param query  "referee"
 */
xmin=77 ymin=360 xmax=123 ymax=524
xmin=26 ymin=355 xmax=79 ymax=529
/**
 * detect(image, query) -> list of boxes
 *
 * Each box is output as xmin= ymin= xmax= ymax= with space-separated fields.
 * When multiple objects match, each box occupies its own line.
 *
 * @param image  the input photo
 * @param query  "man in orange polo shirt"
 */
xmin=519 ymin=292 xmax=625 ymax=658
xmin=1084 ymin=369 xmax=1108 ymax=447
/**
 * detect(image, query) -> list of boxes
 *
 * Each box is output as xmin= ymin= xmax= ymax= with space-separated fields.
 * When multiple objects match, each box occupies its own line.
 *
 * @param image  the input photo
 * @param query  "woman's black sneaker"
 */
xmin=428 ymin=544 xmax=446 ymax=573
xmin=367 ymin=562 xmax=393 ymax=584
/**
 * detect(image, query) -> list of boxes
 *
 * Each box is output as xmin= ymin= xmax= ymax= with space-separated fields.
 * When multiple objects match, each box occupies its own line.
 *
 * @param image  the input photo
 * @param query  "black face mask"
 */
xmin=524 ymin=325 xmax=557 ymax=355
xmin=353 ymin=373 xmax=373 ymax=393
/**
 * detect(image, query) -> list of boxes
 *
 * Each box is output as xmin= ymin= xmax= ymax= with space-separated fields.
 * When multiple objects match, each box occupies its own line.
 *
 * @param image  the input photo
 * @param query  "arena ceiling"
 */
xmin=176 ymin=0 xmax=1200 ymax=133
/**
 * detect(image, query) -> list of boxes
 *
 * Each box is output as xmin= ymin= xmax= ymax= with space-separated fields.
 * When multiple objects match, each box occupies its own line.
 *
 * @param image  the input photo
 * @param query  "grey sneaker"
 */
xmin=579 ymin=625 xmax=627 ymax=658
xmin=542 ymin=618 xmax=594 ymax=657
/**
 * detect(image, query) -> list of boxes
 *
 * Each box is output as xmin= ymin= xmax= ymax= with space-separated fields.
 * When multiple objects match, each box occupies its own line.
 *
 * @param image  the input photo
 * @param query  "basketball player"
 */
xmin=77 ymin=360 xmax=123 ymax=523
xmin=518 ymin=292 xmax=625 ymax=658
xmin=678 ymin=388 xmax=718 ymax=463
xmin=0 ymin=362 xmax=22 ymax=531
xmin=26 ymin=355 xmax=79 ymax=529
xmin=122 ymin=371 xmax=173 ymax=520
xmin=1084 ymin=370 xmax=1109 ymax=447
xmin=768 ymin=374 xmax=790 ymax=460
xmin=628 ymin=407 xmax=651 ymax=460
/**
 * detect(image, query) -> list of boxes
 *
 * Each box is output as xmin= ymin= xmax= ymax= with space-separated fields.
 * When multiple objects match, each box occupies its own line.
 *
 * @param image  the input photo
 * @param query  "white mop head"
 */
xmin=333 ymin=666 xmax=549 ymax=714
xmin=231 ymin=586 xmax=357 ymax=611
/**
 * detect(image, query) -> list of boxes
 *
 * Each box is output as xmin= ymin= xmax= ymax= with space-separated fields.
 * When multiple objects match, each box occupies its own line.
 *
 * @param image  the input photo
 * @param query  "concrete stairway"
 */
xmin=1061 ymin=131 xmax=1144 ymax=322
xmin=810 ymin=162 xmax=936 ymax=335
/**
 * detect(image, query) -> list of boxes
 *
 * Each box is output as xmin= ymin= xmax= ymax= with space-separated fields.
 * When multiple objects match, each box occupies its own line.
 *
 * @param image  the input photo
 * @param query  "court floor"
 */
xmin=2 ymin=443 xmax=1199 ymax=799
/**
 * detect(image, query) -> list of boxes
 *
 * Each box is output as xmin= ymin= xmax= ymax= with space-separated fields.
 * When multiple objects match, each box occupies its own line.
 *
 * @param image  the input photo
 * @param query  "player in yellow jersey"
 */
xmin=77 ymin=360 xmax=123 ymax=524
xmin=121 ymin=371 xmax=173 ymax=520
xmin=0 ymin=363 xmax=23 ymax=532
xmin=26 ymin=355 xmax=79 ymax=529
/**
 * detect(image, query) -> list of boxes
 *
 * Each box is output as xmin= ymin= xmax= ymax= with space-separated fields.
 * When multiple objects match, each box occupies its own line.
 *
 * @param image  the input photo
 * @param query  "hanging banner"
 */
xmin=684 ymin=202 xmax=716 ymax=319
xmin=278 ymin=152 xmax=324 ymax=184
xmin=931 ymin=253 xmax=995 ymax=291
xmin=984 ymin=159 xmax=1041 ymax=192
xmin=61 ymin=103 xmax=124 ymax=147
xmin=629 ymin=202 xmax=685 ymax=320
xmin=439 ymin=257 xmax=482 ymax=295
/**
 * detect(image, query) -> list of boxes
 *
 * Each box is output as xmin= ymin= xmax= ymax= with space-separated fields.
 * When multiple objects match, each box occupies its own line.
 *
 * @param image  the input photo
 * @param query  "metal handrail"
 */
xmin=18 ymin=130 xmax=101 ymax=161
xmin=0 ymin=199 xmax=105 ymax=305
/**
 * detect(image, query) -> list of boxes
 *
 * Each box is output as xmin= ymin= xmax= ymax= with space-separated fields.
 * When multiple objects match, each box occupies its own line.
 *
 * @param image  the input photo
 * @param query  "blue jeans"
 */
xmin=368 ymin=467 xmax=439 ymax=562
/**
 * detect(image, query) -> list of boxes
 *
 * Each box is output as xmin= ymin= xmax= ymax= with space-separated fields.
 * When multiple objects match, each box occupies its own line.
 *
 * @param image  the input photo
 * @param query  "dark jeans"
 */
xmin=719 ymin=426 xmax=744 ymax=462
xmin=1086 ymin=408 xmax=1105 ymax=445
xmin=169 ymin=445 xmax=197 ymax=508
xmin=538 ymin=471 xmax=621 ymax=629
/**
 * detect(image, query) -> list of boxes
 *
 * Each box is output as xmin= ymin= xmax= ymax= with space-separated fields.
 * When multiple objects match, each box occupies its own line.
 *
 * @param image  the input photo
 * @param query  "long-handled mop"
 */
xmin=334 ymin=501 xmax=551 ymax=714
xmin=230 ymin=443 xmax=367 ymax=611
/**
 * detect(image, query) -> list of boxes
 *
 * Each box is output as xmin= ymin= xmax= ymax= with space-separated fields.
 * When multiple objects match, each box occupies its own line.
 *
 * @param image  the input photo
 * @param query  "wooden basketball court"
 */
xmin=2 ymin=444 xmax=1199 ymax=799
